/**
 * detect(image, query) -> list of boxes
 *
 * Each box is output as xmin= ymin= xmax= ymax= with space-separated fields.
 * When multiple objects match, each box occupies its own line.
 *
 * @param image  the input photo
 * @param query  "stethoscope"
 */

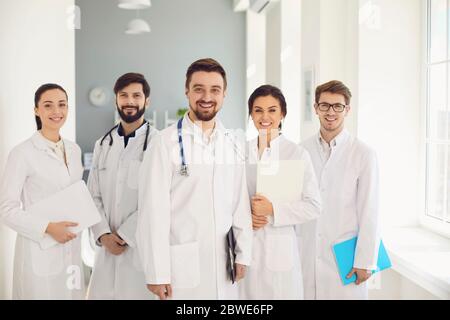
xmin=176 ymin=118 xmax=247 ymax=177
xmin=97 ymin=120 xmax=151 ymax=170
xmin=177 ymin=118 xmax=189 ymax=176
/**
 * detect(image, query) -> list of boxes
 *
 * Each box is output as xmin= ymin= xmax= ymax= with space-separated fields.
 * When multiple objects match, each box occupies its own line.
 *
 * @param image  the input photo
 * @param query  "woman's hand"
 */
xmin=252 ymin=214 xmax=268 ymax=230
xmin=45 ymin=221 xmax=78 ymax=244
xmin=251 ymin=194 xmax=274 ymax=217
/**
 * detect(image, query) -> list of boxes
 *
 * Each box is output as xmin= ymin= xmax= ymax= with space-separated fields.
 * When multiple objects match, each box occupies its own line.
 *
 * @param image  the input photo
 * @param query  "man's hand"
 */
xmin=100 ymin=233 xmax=127 ymax=256
xmin=147 ymin=284 xmax=172 ymax=300
xmin=45 ymin=221 xmax=78 ymax=244
xmin=251 ymin=213 xmax=268 ymax=230
xmin=235 ymin=264 xmax=247 ymax=282
xmin=346 ymin=268 xmax=372 ymax=285
xmin=251 ymin=194 xmax=273 ymax=217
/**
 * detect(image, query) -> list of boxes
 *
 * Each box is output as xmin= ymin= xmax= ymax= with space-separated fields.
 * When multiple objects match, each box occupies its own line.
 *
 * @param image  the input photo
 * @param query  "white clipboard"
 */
xmin=256 ymin=160 xmax=305 ymax=203
xmin=27 ymin=181 xmax=101 ymax=250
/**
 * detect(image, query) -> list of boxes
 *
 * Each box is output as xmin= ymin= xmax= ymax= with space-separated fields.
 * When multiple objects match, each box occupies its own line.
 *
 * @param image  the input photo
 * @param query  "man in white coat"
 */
xmin=299 ymin=80 xmax=380 ymax=300
xmin=137 ymin=58 xmax=253 ymax=300
xmin=87 ymin=73 xmax=157 ymax=299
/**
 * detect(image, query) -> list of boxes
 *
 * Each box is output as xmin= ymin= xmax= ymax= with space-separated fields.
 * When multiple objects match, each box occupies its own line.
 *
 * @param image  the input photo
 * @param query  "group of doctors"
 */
xmin=0 ymin=58 xmax=380 ymax=300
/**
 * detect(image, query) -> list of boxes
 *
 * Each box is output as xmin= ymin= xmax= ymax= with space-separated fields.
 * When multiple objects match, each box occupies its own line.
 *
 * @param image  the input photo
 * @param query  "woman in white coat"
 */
xmin=0 ymin=84 xmax=85 ymax=299
xmin=240 ymin=85 xmax=321 ymax=300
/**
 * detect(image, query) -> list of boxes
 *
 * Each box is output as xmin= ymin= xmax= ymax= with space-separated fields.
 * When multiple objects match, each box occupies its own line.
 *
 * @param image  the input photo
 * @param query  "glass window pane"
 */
xmin=429 ymin=0 xmax=447 ymax=63
xmin=427 ymin=143 xmax=447 ymax=220
xmin=428 ymin=63 xmax=448 ymax=140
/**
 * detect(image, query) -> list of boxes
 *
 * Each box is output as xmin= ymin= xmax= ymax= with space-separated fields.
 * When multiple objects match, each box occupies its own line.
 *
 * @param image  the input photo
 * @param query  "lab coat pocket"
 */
xmin=127 ymin=160 xmax=141 ymax=190
xmin=170 ymin=241 xmax=200 ymax=289
xmin=30 ymin=242 xmax=64 ymax=277
xmin=265 ymin=234 xmax=294 ymax=272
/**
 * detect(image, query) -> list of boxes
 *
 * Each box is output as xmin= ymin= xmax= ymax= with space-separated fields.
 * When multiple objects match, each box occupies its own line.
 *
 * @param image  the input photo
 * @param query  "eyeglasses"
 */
xmin=316 ymin=102 xmax=347 ymax=113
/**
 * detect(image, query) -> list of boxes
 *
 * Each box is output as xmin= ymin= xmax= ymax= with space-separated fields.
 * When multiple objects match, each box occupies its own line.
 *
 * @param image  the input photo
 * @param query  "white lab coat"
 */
xmin=240 ymin=135 xmax=321 ymax=300
xmin=87 ymin=123 xmax=157 ymax=300
xmin=136 ymin=114 xmax=253 ymax=300
xmin=298 ymin=130 xmax=380 ymax=300
xmin=0 ymin=132 xmax=85 ymax=299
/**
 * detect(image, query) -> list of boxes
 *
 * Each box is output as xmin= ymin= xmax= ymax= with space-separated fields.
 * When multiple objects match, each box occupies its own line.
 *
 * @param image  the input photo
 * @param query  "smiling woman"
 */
xmin=34 ymin=84 xmax=68 ymax=134
xmin=0 ymin=84 xmax=86 ymax=299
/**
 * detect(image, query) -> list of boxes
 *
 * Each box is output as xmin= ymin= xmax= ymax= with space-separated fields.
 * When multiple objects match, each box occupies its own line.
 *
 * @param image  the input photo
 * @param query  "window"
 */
xmin=425 ymin=0 xmax=450 ymax=226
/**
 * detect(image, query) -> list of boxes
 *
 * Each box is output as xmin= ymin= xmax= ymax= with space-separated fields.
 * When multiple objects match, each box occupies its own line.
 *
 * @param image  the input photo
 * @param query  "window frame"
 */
xmin=421 ymin=0 xmax=450 ymax=238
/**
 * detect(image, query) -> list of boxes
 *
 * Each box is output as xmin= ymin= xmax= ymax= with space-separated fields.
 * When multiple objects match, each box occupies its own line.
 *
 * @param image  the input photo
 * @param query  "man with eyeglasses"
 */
xmin=298 ymin=80 xmax=380 ymax=300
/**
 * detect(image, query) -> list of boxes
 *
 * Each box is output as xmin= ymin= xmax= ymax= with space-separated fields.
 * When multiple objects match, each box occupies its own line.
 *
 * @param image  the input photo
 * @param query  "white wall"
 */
xmin=266 ymin=2 xmax=282 ymax=87
xmin=300 ymin=0 xmax=321 ymax=140
xmin=280 ymin=0 xmax=302 ymax=143
xmin=299 ymin=0 xmax=422 ymax=227
xmin=260 ymin=1 xmax=302 ymax=143
xmin=0 ymin=0 xmax=76 ymax=299
xmin=246 ymin=10 xmax=266 ymax=138
xmin=358 ymin=0 xmax=423 ymax=227
xmin=299 ymin=0 xmax=359 ymax=140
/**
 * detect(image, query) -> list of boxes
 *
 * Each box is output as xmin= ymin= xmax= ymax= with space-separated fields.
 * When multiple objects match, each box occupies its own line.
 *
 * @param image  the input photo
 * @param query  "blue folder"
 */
xmin=332 ymin=237 xmax=392 ymax=286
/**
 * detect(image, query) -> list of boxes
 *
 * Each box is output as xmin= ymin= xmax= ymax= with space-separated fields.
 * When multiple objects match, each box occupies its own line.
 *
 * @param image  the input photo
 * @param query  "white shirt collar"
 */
xmin=182 ymin=112 xmax=225 ymax=143
xmin=317 ymin=129 xmax=350 ymax=148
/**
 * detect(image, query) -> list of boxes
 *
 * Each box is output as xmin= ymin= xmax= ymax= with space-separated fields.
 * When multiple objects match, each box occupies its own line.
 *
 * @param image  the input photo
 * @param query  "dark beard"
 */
xmin=192 ymin=105 xmax=218 ymax=122
xmin=116 ymin=105 xmax=146 ymax=123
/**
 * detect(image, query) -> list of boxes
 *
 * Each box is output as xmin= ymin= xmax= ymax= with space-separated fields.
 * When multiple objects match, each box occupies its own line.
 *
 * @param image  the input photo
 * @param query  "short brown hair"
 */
xmin=315 ymin=80 xmax=352 ymax=105
xmin=185 ymin=58 xmax=227 ymax=90
xmin=114 ymin=72 xmax=150 ymax=98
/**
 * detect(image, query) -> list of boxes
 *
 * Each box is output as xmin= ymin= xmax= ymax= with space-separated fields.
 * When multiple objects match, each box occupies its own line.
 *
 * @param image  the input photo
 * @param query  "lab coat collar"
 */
xmin=268 ymin=134 xmax=284 ymax=148
xmin=250 ymin=134 xmax=284 ymax=150
xmin=248 ymin=134 xmax=285 ymax=161
xmin=116 ymin=120 xmax=149 ymax=138
xmin=31 ymin=131 xmax=77 ymax=160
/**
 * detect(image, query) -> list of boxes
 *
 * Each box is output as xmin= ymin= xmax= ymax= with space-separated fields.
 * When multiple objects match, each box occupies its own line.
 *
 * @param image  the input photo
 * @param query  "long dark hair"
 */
xmin=34 ymin=83 xmax=68 ymax=130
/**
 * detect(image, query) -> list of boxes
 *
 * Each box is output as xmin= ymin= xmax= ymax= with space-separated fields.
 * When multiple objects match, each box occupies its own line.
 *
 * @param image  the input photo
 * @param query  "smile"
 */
xmin=259 ymin=121 xmax=273 ymax=128
xmin=198 ymin=102 xmax=214 ymax=109
xmin=123 ymin=107 xmax=137 ymax=113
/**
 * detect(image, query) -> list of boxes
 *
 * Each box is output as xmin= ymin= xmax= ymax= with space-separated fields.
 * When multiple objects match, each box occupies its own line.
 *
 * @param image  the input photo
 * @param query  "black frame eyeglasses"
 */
xmin=316 ymin=102 xmax=347 ymax=113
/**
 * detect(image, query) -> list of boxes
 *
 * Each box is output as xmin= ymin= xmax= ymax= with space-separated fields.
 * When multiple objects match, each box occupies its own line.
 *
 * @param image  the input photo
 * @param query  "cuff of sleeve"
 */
xmin=354 ymin=254 xmax=378 ymax=271
xmin=94 ymin=228 xmax=112 ymax=247
xmin=37 ymin=219 xmax=50 ymax=239
xmin=272 ymin=200 xmax=283 ymax=227
xmin=117 ymin=229 xmax=135 ymax=248
xmin=235 ymin=254 xmax=251 ymax=267
xmin=145 ymin=275 xmax=171 ymax=285
xmin=353 ymin=263 xmax=378 ymax=271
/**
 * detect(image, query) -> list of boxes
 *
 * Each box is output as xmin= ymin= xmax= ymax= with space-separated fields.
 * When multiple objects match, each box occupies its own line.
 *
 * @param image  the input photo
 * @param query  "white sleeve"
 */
xmin=0 ymin=147 xmax=49 ymax=242
xmin=354 ymin=149 xmax=381 ymax=270
xmin=232 ymin=162 xmax=253 ymax=266
xmin=87 ymin=141 xmax=111 ymax=245
xmin=117 ymin=210 xmax=138 ymax=248
xmin=272 ymin=151 xmax=321 ymax=227
xmin=136 ymin=134 xmax=172 ymax=284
